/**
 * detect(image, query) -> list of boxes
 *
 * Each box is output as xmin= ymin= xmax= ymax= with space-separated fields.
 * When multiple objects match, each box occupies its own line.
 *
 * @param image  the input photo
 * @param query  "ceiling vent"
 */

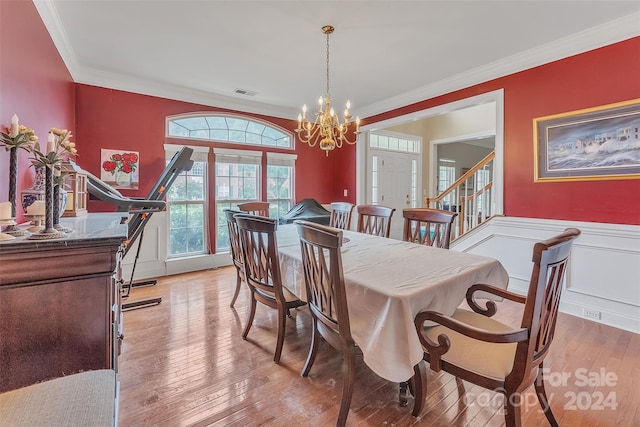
xmin=234 ymin=88 xmax=258 ymax=96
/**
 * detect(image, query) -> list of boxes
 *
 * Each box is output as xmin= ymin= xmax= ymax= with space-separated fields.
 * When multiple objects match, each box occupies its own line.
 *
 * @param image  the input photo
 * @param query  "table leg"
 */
xmin=399 ymin=381 xmax=410 ymax=407
xmin=399 ymin=361 xmax=426 ymax=409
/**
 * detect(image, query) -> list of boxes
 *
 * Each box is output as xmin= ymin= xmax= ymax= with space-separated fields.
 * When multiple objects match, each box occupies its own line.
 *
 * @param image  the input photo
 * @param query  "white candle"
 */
xmin=28 ymin=200 xmax=46 ymax=216
xmin=47 ymin=132 xmax=56 ymax=153
xmin=9 ymin=114 xmax=19 ymax=138
xmin=0 ymin=201 xmax=12 ymax=219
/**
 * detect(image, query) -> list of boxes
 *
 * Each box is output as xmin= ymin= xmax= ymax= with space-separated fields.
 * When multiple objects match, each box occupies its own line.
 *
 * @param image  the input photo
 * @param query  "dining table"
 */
xmin=275 ymin=224 xmax=510 ymax=383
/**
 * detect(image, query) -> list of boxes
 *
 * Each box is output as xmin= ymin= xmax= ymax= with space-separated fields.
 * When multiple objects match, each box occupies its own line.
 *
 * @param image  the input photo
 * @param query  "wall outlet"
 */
xmin=582 ymin=308 xmax=602 ymax=320
xmin=343 ymin=189 xmax=348 ymax=197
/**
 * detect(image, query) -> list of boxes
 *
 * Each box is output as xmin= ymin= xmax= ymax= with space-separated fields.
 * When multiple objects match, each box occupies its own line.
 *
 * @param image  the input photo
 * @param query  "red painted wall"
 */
xmin=74 ymin=84 xmax=337 ymax=248
xmin=0 ymin=0 xmax=75 ymax=223
xmin=331 ymin=143 xmax=357 ymax=203
xmin=75 ymin=85 xmax=334 ymax=202
xmin=366 ymin=37 xmax=640 ymax=225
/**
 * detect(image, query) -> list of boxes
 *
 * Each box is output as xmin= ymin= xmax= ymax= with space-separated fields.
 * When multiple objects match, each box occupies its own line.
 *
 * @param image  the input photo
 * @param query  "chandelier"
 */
xmin=296 ymin=25 xmax=360 ymax=156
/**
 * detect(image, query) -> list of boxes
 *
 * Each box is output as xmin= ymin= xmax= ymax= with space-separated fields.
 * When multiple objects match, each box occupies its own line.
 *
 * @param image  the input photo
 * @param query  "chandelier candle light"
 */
xmin=296 ymin=25 xmax=360 ymax=156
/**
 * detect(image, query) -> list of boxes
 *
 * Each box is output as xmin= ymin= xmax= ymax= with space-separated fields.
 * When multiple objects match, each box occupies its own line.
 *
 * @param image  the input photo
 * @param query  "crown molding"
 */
xmin=33 ymin=0 xmax=81 ymax=81
xmin=34 ymin=0 xmax=639 ymax=121
xmin=357 ymin=12 xmax=640 ymax=119
xmin=74 ymin=66 xmax=297 ymax=119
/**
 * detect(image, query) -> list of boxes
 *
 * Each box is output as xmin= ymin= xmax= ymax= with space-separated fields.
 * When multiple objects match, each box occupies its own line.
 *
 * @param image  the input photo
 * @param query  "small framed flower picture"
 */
xmin=100 ymin=149 xmax=139 ymax=189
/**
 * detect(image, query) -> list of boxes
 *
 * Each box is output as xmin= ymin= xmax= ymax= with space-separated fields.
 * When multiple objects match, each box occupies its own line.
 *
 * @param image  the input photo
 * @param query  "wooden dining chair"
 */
xmin=329 ymin=202 xmax=354 ymax=230
xmin=412 ymin=228 xmax=581 ymax=427
xmin=356 ymin=205 xmax=396 ymax=238
xmin=238 ymin=201 xmax=270 ymax=217
xmin=223 ymin=209 xmax=245 ymax=308
xmin=402 ymin=208 xmax=458 ymax=249
xmin=295 ymin=220 xmax=356 ymax=427
xmin=234 ymin=214 xmax=306 ymax=363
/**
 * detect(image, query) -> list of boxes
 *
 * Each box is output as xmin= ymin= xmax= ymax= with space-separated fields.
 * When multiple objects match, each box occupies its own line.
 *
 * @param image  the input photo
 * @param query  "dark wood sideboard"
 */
xmin=0 ymin=213 xmax=128 ymax=392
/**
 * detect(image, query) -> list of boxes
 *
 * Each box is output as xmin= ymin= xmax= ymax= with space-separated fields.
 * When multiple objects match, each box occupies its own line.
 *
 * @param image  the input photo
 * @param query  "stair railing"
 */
xmin=425 ymin=151 xmax=495 ymax=240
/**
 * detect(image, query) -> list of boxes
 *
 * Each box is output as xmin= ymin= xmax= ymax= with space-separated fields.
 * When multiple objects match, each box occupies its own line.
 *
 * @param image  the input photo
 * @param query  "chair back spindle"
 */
xmin=329 ymin=202 xmax=354 ymax=230
xmin=519 ymin=230 xmax=578 ymax=370
xmin=235 ymin=215 xmax=281 ymax=299
xmin=356 ymin=205 xmax=395 ymax=238
xmin=402 ymin=208 xmax=458 ymax=248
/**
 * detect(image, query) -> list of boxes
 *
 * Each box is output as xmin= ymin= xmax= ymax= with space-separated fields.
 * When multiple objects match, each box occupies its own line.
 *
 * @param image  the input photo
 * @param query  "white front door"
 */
xmin=376 ymin=150 xmax=415 ymax=240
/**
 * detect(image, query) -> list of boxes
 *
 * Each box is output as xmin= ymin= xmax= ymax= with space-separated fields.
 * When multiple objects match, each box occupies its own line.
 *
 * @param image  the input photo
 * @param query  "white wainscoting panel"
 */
xmin=122 ymin=212 xmax=232 ymax=282
xmin=122 ymin=214 xmax=165 ymax=281
xmin=452 ymin=217 xmax=640 ymax=333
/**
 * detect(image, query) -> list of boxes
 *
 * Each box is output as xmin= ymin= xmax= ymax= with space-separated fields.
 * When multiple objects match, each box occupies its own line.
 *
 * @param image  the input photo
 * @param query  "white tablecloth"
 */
xmin=276 ymin=224 xmax=509 ymax=383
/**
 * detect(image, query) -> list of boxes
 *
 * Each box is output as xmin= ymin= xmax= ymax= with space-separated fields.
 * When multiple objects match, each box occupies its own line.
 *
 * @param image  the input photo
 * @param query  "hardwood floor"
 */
xmin=118 ymin=267 xmax=639 ymax=426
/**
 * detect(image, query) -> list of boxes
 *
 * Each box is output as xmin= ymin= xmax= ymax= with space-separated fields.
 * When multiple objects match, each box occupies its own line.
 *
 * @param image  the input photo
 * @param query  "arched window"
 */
xmin=165 ymin=114 xmax=296 ymax=258
xmin=167 ymin=113 xmax=293 ymax=149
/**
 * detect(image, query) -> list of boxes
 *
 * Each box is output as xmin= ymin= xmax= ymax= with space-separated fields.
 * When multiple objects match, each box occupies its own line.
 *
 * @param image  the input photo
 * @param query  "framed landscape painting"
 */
xmin=534 ymin=99 xmax=640 ymax=182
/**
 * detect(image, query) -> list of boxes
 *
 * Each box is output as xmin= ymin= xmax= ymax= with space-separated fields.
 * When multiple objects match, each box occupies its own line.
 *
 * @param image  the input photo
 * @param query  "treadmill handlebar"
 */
xmin=86 ymin=179 xmax=166 ymax=212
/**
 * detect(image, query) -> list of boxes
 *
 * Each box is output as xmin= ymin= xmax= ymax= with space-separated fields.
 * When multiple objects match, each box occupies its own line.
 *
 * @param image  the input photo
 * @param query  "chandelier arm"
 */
xmin=295 ymin=113 xmax=324 ymax=146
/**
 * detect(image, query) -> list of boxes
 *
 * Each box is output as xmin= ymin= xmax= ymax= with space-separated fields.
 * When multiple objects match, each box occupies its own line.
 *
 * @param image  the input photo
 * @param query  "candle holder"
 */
xmin=0 ymin=218 xmax=17 ymax=240
xmin=53 ymin=182 xmax=73 ymax=233
xmin=54 ymin=222 xmax=73 ymax=234
xmin=4 ymin=147 xmax=27 ymax=237
xmin=24 ymin=214 xmax=45 ymax=233
xmin=28 ymin=166 xmax=65 ymax=240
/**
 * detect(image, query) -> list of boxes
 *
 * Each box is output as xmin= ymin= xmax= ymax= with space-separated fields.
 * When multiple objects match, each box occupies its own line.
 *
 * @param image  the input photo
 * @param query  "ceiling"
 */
xmin=35 ymin=1 xmax=639 ymax=121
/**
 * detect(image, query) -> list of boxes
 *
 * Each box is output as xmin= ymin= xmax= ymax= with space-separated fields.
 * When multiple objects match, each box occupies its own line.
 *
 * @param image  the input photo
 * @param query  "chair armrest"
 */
xmin=414 ymin=310 xmax=528 ymax=371
xmin=466 ymin=284 xmax=527 ymax=317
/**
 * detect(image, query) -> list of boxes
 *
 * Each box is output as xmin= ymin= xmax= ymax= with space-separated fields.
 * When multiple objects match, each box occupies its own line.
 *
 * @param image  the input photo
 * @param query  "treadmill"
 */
xmin=69 ymin=146 xmax=194 ymax=310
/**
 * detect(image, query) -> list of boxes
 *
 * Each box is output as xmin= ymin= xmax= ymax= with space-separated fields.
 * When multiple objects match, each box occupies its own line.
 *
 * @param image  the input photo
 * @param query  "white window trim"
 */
xmin=213 ymin=147 xmax=263 ymax=164
xmin=266 ymin=152 xmax=297 ymax=218
xmin=163 ymin=144 xmax=210 ymax=258
xmin=369 ymin=129 xmax=422 ymax=154
xmin=164 ymin=143 xmax=210 ymax=162
xmin=266 ymin=152 xmax=297 ymax=166
xmin=166 ymin=112 xmax=294 ymax=149
xmin=213 ymin=147 xmax=263 ymax=202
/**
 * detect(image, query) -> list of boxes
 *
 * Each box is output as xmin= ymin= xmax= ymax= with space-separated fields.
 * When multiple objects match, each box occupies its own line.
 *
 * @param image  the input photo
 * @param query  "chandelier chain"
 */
xmin=326 ymin=29 xmax=330 ymax=97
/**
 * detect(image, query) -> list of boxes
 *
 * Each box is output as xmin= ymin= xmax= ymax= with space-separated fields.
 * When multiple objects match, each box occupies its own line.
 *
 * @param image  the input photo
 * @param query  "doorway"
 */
xmin=357 ymin=89 xmax=504 ymax=229
xmin=369 ymin=148 xmax=420 ymax=239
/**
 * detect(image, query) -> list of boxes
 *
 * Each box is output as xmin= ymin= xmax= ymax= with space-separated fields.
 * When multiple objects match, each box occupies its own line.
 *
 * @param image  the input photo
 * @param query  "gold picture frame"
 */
xmin=534 ymin=98 xmax=640 ymax=182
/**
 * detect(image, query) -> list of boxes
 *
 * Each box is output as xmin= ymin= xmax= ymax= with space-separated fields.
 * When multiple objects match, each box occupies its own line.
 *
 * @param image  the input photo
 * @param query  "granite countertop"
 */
xmin=0 ymin=212 xmax=129 ymax=251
